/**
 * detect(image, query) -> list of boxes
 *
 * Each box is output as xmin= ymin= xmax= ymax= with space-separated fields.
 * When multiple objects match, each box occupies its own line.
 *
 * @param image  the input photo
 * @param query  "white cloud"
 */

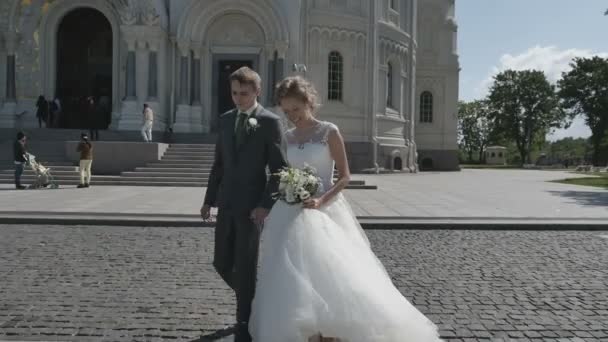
xmin=473 ymin=45 xmax=608 ymax=140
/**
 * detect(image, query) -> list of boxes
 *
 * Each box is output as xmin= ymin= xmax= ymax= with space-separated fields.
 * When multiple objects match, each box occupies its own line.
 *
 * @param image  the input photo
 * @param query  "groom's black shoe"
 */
xmin=233 ymin=321 xmax=251 ymax=342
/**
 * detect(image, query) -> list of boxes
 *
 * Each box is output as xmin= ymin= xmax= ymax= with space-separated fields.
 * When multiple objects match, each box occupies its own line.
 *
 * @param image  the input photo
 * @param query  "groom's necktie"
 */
xmin=235 ymin=111 xmax=248 ymax=147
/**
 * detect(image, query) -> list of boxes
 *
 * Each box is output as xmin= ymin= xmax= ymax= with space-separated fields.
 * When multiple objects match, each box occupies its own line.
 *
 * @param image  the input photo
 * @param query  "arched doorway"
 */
xmin=56 ymin=8 xmax=112 ymax=129
xmin=393 ymin=157 xmax=403 ymax=170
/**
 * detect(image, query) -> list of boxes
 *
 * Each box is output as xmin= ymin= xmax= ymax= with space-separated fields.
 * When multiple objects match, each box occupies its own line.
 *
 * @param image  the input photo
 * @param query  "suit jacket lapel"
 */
xmin=237 ymin=105 xmax=263 ymax=153
xmin=224 ymin=110 xmax=237 ymax=164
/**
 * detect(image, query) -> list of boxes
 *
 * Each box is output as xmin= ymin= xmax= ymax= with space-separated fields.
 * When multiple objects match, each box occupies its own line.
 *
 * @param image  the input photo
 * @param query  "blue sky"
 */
xmin=457 ymin=0 xmax=608 ymax=140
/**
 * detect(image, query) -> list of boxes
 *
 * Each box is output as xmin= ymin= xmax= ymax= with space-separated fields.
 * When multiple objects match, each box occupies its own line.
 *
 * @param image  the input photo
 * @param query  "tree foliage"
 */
xmin=487 ymin=69 xmax=567 ymax=165
xmin=558 ymin=56 xmax=608 ymax=165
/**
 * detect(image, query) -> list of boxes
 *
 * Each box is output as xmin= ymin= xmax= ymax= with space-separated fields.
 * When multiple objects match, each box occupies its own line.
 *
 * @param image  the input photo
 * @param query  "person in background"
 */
xmin=36 ymin=95 xmax=48 ymax=128
xmin=50 ymin=97 xmax=61 ymax=128
xmin=13 ymin=131 xmax=27 ymax=190
xmin=87 ymin=96 xmax=99 ymax=141
xmin=76 ymin=133 xmax=93 ymax=188
xmin=141 ymin=103 xmax=154 ymax=142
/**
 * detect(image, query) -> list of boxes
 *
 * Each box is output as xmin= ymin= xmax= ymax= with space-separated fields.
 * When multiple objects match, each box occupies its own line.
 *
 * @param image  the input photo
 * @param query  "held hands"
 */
xmin=200 ymin=204 xmax=212 ymax=221
xmin=201 ymin=205 xmax=269 ymax=225
xmin=250 ymin=207 xmax=270 ymax=226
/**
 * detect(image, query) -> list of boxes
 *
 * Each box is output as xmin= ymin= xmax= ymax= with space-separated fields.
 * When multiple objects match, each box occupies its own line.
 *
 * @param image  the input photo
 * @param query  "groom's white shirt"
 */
xmin=234 ymin=101 xmax=259 ymax=131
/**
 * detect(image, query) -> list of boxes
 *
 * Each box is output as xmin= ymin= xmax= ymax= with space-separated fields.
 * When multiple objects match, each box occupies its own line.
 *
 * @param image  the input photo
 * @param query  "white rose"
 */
xmin=248 ymin=118 xmax=258 ymax=127
xmin=300 ymin=191 xmax=311 ymax=200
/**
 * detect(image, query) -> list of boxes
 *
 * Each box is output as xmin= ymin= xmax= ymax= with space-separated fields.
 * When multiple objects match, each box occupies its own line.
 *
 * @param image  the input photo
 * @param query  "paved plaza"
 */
xmin=1 ymin=169 xmax=607 ymax=341
xmin=0 ymin=170 xmax=606 ymax=225
xmin=0 ymin=225 xmax=607 ymax=341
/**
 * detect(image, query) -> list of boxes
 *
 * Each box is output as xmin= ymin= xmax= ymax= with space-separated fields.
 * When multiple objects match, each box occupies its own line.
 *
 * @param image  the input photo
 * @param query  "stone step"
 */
xmin=167 ymin=146 xmax=215 ymax=151
xmin=154 ymin=160 xmax=214 ymax=165
xmin=134 ymin=167 xmax=211 ymax=173
xmin=169 ymin=144 xmax=214 ymax=148
xmin=146 ymin=162 xmax=212 ymax=168
xmin=0 ymin=163 xmax=76 ymax=171
xmin=0 ymin=174 xmax=206 ymax=183
xmin=0 ymin=177 xmax=374 ymax=189
xmin=121 ymin=172 xmax=208 ymax=178
xmin=163 ymin=151 xmax=215 ymax=156
xmin=162 ymin=155 xmax=215 ymax=160
xmin=0 ymin=175 xmax=119 ymax=182
xmin=0 ymin=169 xmax=80 ymax=175
xmin=111 ymin=175 xmax=209 ymax=182
xmin=0 ymin=178 xmax=205 ymax=187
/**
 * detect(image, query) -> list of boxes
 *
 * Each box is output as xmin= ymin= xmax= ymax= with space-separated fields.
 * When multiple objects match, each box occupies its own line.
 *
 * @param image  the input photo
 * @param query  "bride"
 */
xmin=248 ymin=76 xmax=443 ymax=342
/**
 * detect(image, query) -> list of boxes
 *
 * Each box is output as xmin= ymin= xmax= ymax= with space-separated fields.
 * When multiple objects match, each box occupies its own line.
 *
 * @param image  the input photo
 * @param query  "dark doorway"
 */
xmin=56 ymin=8 xmax=112 ymax=129
xmin=420 ymin=157 xmax=434 ymax=171
xmin=214 ymin=59 xmax=254 ymax=132
xmin=393 ymin=157 xmax=403 ymax=170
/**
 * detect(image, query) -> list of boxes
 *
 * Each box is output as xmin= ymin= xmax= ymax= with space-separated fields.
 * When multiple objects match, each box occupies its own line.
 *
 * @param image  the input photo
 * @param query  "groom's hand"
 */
xmin=250 ymin=207 xmax=269 ymax=226
xmin=200 ymin=204 xmax=212 ymax=221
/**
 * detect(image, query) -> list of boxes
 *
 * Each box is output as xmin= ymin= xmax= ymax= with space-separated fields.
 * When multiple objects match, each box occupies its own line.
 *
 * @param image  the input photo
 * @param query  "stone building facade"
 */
xmin=0 ymin=0 xmax=459 ymax=171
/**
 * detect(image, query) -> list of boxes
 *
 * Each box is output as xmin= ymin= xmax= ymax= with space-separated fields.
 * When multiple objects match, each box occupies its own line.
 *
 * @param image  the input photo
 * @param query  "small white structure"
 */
xmin=485 ymin=146 xmax=507 ymax=165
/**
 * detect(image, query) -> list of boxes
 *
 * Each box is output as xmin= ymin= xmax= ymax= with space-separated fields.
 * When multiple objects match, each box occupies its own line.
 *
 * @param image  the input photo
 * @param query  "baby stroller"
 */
xmin=24 ymin=153 xmax=59 ymax=189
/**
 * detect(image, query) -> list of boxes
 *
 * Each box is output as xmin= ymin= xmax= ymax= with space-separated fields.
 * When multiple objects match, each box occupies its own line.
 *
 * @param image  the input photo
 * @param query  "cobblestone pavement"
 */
xmin=1 ymin=225 xmax=607 ymax=341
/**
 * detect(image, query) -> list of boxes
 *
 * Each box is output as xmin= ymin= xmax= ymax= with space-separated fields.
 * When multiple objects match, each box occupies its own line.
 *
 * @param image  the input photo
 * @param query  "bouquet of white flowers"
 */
xmin=273 ymin=165 xmax=323 ymax=205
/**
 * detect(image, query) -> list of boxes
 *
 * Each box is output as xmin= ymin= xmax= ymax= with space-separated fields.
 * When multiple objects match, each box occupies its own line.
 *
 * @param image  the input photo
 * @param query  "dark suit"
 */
xmin=203 ymin=105 xmax=288 ymax=341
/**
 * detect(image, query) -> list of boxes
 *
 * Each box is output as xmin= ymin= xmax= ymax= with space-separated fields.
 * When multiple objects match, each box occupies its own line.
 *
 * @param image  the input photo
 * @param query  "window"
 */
xmin=420 ymin=91 xmax=433 ymax=123
xmin=328 ymin=51 xmax=343 ymax=101
xmin=386 ymin=62 xmax=393 ymax=108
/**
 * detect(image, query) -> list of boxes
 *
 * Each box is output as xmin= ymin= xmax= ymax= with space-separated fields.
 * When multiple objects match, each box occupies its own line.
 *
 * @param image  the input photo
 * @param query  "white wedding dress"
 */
xmin=249 ymin=121 xmax=442 ymax=342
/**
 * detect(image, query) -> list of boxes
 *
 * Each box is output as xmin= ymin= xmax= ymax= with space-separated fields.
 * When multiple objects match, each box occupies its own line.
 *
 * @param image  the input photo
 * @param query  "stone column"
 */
xmin=266 ymin=44 xmax=277 ymax=105
xmin=4 ymin=32 xmax=17 ymax=101
xmin=148 ymin=47 xmax=158 ymax=100
xmin=275 ymin=41 xmax=288 ymax=82
xmin=178 ymin=43 xmax=190 ymax=105
xmin=136 ymin=40 xmax=148 ymax=103
xmin=191 ymin=50 xmax=201 ymax=105
xmin=0 ymin=32 xmax=18 ymax=128
xmin=173 ymin=41 xmax=193 ymax=133
xmin=188 ymin=46 xmax=204 ymax=133
xmin=125 ymin=38 xmax=137 ymax=101
xmin=116 ymin=35 xmax=141 ymax=130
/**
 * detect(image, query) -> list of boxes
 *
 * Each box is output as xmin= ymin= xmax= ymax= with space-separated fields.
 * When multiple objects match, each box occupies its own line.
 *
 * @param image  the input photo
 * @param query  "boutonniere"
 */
xmin=246 ymin=117 xmax=260 ymax=133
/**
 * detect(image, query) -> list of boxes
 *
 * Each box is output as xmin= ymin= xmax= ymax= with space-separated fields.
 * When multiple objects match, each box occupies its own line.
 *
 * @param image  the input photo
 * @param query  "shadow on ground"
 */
xmin=548 ymin=190 xmax=608 ymax=207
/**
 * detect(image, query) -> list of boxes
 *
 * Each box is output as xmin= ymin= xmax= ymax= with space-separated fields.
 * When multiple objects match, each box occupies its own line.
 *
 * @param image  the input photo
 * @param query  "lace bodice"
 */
xmin=285 ymin=121 xmax=338 ymax=194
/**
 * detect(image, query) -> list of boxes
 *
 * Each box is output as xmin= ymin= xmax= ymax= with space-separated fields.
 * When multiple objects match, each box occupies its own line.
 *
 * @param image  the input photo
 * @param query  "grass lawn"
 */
xmin=553 ymin=172 xmax=608 ymax=189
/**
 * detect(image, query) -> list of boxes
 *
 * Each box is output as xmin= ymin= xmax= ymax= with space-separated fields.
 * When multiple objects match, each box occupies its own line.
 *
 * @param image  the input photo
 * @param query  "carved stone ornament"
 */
xmin=113 ymin=0 xmax=159 ymax=26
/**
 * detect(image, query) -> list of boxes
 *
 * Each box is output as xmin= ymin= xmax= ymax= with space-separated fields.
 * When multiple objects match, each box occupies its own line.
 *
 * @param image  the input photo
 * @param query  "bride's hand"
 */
xmin=303 ymin=198 xmax=322 ymax=209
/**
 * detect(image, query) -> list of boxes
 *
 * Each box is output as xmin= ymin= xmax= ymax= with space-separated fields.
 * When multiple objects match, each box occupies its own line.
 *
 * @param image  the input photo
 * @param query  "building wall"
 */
xmin=415 ymin=0 xmax=460 ymax=170
xmin=0 ymin=0 xmax=460 ymax=172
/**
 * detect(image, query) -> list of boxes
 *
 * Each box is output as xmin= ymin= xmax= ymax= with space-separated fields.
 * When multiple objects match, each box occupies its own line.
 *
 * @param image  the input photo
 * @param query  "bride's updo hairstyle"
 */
xmin=275 ymin=76 xmax=320 ymax=113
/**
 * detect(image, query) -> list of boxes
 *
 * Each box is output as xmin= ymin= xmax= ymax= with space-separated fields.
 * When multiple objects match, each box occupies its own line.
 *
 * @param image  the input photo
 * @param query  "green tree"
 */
xmin=558 ymin=56 xmax=608 ymax=165
xmin=458 ymin=100 xmax=492 ymax=163
xmin=546 ymin=137 xmax=591 ymax=165
xmin=488 ymin=69 xmax=567 ymax=165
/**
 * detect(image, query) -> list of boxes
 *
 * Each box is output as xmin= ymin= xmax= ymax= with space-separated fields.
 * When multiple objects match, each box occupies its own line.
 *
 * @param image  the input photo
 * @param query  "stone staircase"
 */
xmin=0 ymin=141 xmax=376 ymax=189
xmin=119 ymin=144 xmax=214 ymax=186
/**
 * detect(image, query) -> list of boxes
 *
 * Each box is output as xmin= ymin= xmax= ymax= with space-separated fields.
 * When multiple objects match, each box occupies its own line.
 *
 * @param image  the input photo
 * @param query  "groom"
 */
xmin=200 ymin=67 xmax=289 ymax=342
